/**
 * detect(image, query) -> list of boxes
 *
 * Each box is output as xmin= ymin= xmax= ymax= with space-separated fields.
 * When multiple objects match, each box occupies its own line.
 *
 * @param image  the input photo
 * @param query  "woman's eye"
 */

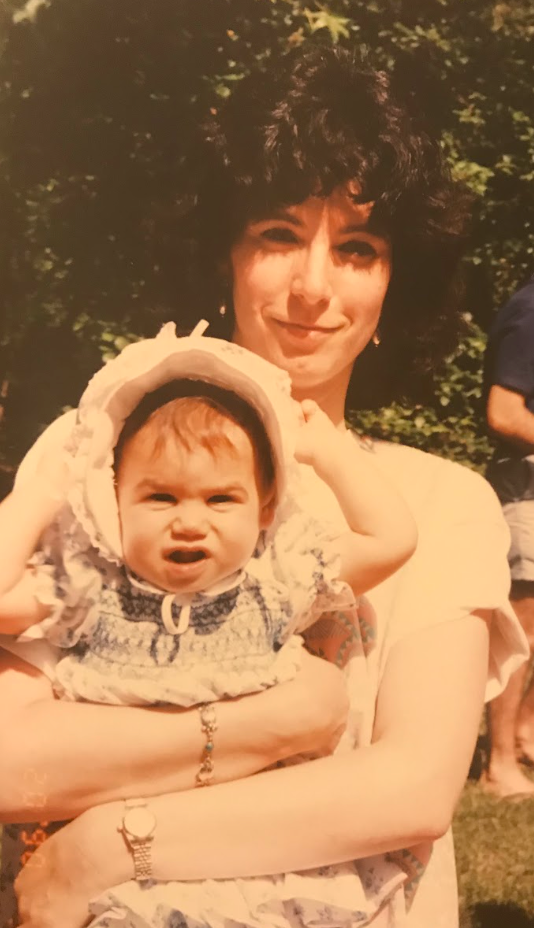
xmin=148 ymin=492 xmax=176 ymax=504
xmin=261 ymin=227 xmax=298 ymax=245
xmin=337 ymin=240 xmax=377 ymax=258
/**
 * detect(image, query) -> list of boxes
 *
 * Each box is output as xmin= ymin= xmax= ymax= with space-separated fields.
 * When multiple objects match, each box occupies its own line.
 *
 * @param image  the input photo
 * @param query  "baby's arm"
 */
xmin=295 ymin=401 xmax=417 ymax=595
xmin=0 ymin=478 xmax=64 ymax=634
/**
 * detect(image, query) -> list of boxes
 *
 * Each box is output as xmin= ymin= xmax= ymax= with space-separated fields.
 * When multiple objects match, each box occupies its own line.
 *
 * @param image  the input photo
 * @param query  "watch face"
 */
xmin=124 ymin=806 xmax=156 ymax=839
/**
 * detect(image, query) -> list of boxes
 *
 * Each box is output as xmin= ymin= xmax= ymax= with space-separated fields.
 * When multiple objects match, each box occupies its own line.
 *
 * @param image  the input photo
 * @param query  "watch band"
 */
xmin=119 ymin=798 xmax=156 ymax=883
xmin=131 ymin=838 xmax=153 ymax=881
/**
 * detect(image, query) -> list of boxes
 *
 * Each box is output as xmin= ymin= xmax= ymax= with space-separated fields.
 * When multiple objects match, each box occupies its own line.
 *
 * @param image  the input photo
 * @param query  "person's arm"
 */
xmin=14 ymin=611 xmax=490 ymax=918
xmin=0 ymin=484 xmax=61 ymax=634
xmin=487 ymin=384 xmax=534 ymax=454
xmin=0 ymin=646 xmax=348 ymax=822
xmin=0 ymin=461 xmax=71 ymax=633
xmin=295 ymin=401 xmax=418 ymax=594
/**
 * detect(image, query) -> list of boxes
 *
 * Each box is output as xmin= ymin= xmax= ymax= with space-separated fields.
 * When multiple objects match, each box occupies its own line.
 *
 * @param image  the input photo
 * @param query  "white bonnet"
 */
xmin=65 ymin=321 xmax=300 ymax=562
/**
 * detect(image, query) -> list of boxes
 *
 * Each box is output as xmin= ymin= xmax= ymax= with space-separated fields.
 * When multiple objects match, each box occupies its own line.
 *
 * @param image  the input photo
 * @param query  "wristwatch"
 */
xmin=118 ymin=798 xmax=157 ymax=882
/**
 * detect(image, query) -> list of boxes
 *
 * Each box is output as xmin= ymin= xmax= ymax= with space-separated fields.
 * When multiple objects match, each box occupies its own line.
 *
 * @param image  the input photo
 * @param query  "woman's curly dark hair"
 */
xmin=170 ymin=44 xmax=473 ymax=408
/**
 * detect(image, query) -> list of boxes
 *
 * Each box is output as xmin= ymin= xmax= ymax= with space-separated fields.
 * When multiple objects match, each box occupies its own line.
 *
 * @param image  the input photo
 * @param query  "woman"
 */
xmin=0 ymin=44 xmax=527 ymax=928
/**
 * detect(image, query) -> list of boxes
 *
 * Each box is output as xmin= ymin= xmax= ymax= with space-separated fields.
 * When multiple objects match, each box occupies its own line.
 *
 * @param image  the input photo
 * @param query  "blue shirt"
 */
xmin=484 ymin=279 xmax=534 ymax=457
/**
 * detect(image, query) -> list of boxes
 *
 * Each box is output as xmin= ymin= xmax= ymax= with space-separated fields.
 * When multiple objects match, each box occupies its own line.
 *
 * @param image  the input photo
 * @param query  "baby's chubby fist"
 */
xmin=294 ymin=400 xmax=341 ymax=468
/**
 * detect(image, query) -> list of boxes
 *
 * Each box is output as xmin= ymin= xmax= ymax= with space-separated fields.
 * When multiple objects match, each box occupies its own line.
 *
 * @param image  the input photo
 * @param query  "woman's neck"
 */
xmin=291 ymin=378 xmax=348 ymax=430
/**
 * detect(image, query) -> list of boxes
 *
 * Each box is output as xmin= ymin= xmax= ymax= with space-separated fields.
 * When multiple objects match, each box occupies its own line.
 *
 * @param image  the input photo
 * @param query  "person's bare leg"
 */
xmin=517 ymin=673 xmax=534 ymax=763
xmin=515 ymin=586 xmax=534 ymax=762
xmin=482 ymin=583 xmax=534 ymax=796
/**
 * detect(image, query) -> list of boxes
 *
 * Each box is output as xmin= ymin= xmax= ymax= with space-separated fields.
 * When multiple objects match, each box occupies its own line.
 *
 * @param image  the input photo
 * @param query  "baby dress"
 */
xmin=18 ymin=324 xmax=409 ymax=928
xmin=29 ymin=503 xmax=357 ymax=709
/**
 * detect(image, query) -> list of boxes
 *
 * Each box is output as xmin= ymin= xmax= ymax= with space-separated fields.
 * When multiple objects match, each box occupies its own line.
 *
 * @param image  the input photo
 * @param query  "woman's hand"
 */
xmin=16 ymin=840 xmax=90 ymax=928
xmin=15 ymin=811 xmax=124 ymax=928
xmin=288 ymin=649 xmax=350 ymax=755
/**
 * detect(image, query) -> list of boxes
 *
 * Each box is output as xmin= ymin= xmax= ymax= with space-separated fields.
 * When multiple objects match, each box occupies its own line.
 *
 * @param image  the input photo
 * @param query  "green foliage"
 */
xmin=349 ymin=318 xmax=492 ymax=471
xmin=0 ymin=0 xmax=533 ymax=487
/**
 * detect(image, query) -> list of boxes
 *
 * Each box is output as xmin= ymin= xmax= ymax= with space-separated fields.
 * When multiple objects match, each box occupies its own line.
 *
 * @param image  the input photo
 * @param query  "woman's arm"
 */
xmin=127 ymin=613 xmax=490 ymax=878
xmin=17 ymin=611 xmax=489 ymax=899
xmin=0 ymin=647 xmax=348 ymax=822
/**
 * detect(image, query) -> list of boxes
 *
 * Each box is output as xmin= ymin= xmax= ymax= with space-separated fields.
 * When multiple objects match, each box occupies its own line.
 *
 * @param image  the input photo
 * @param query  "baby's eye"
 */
xmin=208 ymin=494 xmax=235 ymax=505
xmin=261 ymin=227 xmax=298 ymax=244
xmin=337 ymin=240 xmax=377 ymax=258
xmin=148 ymin=492 xmax=176 ymax=504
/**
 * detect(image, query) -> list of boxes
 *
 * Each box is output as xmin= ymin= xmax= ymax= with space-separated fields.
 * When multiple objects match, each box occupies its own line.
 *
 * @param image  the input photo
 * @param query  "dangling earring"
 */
xmin=372 ymin=328 xmax=381 ymax=347
xmin=219 ymin=303 xmax=226 ymax=317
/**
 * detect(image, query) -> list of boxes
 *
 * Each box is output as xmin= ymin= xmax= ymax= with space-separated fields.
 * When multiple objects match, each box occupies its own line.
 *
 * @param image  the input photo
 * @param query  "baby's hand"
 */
xmin=294 ymin=400 xmax=338 ymax=467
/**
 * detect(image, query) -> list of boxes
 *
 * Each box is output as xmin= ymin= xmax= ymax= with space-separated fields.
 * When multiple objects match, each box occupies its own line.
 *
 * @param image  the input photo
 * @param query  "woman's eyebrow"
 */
xmin=267 ymin=210 xmax=302 ymax=226
xmin=339 ymin=220 xmax=371 ymax=234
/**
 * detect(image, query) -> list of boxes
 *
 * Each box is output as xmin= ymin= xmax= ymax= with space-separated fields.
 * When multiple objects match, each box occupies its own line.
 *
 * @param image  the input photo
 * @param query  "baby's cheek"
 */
xmin=120 ymin=529 xmax=145 ymax=567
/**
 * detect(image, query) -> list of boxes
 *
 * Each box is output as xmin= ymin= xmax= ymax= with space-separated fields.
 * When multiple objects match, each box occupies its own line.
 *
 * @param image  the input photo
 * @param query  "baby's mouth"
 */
xmin=166 ymin=550 xmax=207 ymax=564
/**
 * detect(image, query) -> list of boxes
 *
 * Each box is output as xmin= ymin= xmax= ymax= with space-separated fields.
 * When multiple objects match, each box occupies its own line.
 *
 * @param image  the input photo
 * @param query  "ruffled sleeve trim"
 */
xmin=251 ymin=507 xmax=358 ymax=634
xmin=486 ymin=602 xmax=529 ymax=702
xmin=17 ymin=512 xmax=105 ymax=649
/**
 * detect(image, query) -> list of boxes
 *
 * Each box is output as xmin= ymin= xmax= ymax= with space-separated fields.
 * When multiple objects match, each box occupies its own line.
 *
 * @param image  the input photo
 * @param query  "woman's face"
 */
xmin=230 ymin=188 xmax=392 ymax=401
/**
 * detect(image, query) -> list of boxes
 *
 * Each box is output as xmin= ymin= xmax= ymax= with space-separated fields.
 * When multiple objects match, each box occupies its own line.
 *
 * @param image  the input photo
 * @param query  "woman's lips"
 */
xmin=271 ymin=318 xmax=341 ymax=339
xmin=268 ymin=317 xmax=342 ymax=352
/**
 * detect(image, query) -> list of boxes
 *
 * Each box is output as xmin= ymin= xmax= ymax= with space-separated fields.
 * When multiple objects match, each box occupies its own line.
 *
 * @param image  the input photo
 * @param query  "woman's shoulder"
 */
xmin=367 ymin=438 xmax=499 ymax=522
xmin=368 ymin=436 xmax=461 ymax=476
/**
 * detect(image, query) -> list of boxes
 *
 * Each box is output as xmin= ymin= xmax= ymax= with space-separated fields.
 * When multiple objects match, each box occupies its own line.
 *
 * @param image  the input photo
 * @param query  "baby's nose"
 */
xmin=170 ymin=503 xmax=207 ymax=536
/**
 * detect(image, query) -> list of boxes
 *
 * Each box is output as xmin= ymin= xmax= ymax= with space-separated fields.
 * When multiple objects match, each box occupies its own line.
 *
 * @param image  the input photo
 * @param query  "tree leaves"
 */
xmin=0 ymin=0 xmax=533 ymax=485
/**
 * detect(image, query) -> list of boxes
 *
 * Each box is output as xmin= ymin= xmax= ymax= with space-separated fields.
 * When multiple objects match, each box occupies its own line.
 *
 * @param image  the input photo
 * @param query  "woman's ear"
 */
xmin=217 ymin=258 xmax=232 ymax=286
xmin=216 ymin=259 xmax=234 ymax=321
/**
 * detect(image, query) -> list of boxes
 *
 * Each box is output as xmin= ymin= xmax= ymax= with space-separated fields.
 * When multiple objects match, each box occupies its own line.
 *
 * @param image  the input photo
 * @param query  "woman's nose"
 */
xmin=291 ymin=244 xmax=333 ymax=306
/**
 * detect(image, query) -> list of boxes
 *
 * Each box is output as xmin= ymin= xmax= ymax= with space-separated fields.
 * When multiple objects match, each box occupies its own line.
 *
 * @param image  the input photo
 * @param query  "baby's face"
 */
xmin=115 ymin=424 xmax=273 ymax=594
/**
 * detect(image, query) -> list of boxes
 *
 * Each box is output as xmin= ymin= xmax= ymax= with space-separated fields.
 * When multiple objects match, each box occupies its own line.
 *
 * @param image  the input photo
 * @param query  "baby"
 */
xmin=0 ymin=324 xmax=417 ymax=928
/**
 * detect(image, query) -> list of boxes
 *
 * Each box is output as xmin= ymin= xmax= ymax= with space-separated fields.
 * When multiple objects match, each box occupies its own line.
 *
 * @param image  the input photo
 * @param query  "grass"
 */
xmin=455 ymin=783 xmax=534 ymax=927
xmin=454 ymin=737 xmax=534 ymax=928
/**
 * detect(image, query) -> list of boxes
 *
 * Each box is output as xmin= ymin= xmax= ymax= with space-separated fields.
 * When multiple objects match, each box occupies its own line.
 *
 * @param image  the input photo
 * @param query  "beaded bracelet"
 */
xmin=195 ymin=703 xmax=217 ymax=787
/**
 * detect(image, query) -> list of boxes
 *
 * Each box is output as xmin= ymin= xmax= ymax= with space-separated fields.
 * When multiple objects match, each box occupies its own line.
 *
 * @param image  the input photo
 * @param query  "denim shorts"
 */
xmin=487 ymin=455 xmax=534 ymax=581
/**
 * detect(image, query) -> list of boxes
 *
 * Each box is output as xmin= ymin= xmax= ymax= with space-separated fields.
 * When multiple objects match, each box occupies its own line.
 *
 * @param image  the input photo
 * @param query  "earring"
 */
xmin=372 ymin=329 xmax=381 ymax=347
xmin=219 ymin=303 xmax=226 ymax=317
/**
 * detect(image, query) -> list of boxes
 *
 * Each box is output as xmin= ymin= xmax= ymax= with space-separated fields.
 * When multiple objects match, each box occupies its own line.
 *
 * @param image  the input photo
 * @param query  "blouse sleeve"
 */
xmin=10 ymin=410 xmax=104 ymax=649
xmin=264 ymin=509 xmax=358 ymax=634
xmin=387 ymin=460 xmax=528 ymax=701
xmin=16 ymin=513 xmax=103 ymax=650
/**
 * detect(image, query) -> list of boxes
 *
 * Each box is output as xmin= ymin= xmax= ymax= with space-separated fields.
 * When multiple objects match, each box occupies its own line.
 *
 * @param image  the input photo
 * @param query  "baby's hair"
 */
xmin=114 ymin=379 xmax=276 ymax=499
